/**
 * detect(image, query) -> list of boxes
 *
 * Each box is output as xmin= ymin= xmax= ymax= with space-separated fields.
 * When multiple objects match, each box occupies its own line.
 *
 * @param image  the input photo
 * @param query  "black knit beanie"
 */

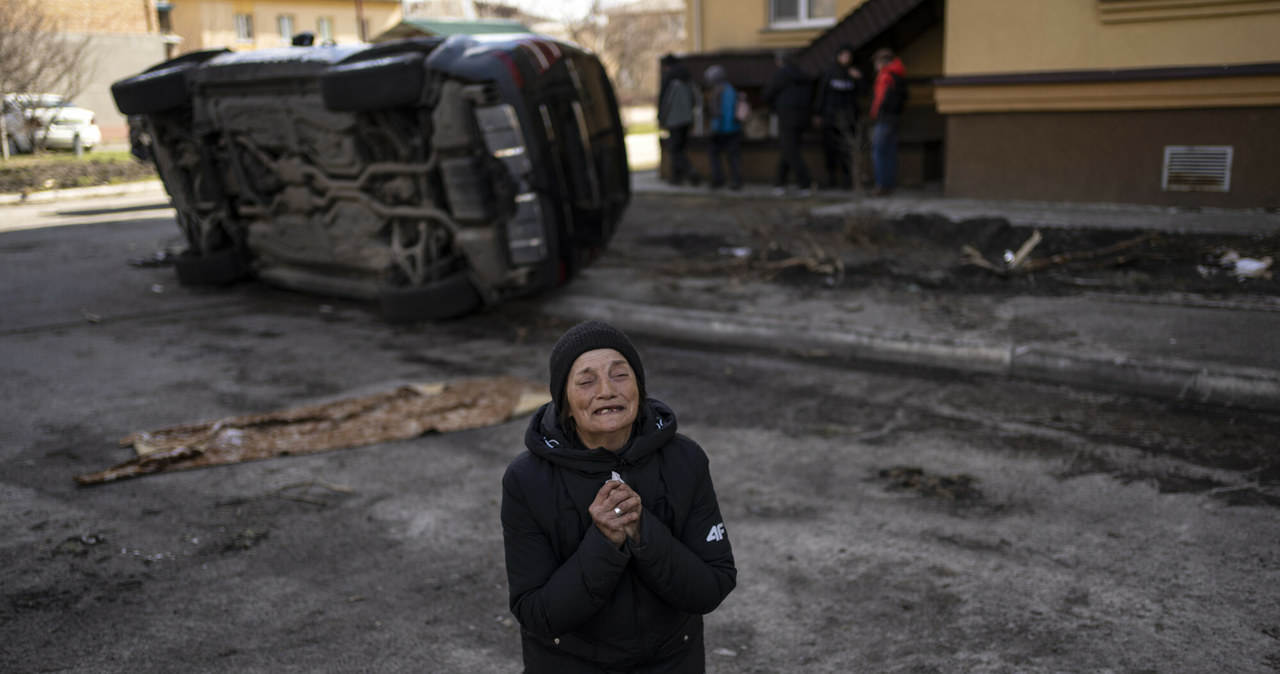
xmin=549 ymin=321 xmax=645 ymax=412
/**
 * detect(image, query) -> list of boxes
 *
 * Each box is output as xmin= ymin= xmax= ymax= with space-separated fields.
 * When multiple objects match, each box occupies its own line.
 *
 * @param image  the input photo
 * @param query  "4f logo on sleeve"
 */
xmin=706 ymin=522 xmax=726 ymax=542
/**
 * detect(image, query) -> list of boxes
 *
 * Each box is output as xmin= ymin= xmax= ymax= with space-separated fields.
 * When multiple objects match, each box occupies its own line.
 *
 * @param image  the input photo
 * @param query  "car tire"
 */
xmin=321 ymin=53 xmax=427 ymax=112
xmin=112 ymin=65 xmax=197 ymax=115
xmin=173 ymin=247 xmax=251 ymax=286
xmin=111 ymin=49 xmax=228 ymax=115
xmin=378 ymin=271 xmax=482 ymax=323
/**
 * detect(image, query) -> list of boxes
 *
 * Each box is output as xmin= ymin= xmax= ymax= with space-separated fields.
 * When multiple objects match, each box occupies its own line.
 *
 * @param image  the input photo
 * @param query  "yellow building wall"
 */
xmin=688 ymin=0 xmax=872 ymax=51
xmin=170 ymin=0 xmax=401 ymax=54
xmin=253 ymin=1 xmax=402 ymax=45
xmin=945 ymin=0 xmax=1280 ymax=76
xmin=899 ymin=20 xmax=943 ymax=80
xmin=169 ymin=0 xmax=228 ymax=52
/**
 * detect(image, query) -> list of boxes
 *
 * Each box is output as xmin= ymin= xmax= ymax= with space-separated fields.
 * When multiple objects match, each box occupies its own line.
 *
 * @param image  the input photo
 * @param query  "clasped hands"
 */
xmin=590 ymin=480 xmax=642 ymax=549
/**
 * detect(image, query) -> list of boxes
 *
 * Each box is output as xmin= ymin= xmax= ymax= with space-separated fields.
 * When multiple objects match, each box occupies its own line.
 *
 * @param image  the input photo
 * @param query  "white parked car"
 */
xmin=2 ymin=93 xmax=102 ymax=153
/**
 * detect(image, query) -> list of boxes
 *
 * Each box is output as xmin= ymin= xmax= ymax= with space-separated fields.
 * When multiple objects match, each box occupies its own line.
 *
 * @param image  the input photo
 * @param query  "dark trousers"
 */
xmin=872 ymin=116 xmax=899 ymax=191
xmin=708 ymin=131 xmax=742 ymax=188
xmin=822 ymin=111 xmax=856 ymax=188
xmin=666 ymin=125 xmax=697 ymax=183
xmin=775 ymin=123 xmax=811 ymax=188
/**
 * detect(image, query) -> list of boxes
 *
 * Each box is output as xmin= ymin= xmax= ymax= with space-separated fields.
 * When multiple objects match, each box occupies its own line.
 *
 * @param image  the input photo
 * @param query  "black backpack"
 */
xmin=881 ymin=73 xmax=908 ymax=115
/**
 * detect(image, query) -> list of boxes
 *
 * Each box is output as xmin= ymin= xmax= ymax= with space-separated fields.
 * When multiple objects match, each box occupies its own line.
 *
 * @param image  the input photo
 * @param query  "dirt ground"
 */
xmin=4 ymin=190 xmax=1280 ymax=673
xmin=610 ymin=193 xmax=1280 ymax=301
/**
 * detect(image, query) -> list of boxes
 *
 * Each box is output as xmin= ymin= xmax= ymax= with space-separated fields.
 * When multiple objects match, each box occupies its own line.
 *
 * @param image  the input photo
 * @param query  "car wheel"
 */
xmin=378 ymin=270 xmax=482 ymax=323
xmin=320 ymin=52 xmax=427 ymax=112
xmin=111 ymin=49 xmax=227 ymax=115
xmin=112 ymin=65 xmax=197 ymax=115
xmin=173 ymin=247 xmax=251 ymax=286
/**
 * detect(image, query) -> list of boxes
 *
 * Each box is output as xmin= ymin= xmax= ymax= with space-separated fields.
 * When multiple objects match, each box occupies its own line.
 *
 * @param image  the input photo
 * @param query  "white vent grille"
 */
xmin=1162 ymin=145 xmax=1233 ymax=192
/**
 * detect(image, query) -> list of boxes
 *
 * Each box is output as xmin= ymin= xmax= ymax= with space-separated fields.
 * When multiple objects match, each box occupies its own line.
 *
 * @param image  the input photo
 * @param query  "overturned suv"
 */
xmin=112 ymin=35 xmax=629 ymax=321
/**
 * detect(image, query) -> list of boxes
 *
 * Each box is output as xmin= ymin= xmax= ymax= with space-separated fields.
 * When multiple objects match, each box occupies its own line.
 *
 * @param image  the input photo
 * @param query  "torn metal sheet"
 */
xmin=75 ymin=376 xmax=549 ymax=486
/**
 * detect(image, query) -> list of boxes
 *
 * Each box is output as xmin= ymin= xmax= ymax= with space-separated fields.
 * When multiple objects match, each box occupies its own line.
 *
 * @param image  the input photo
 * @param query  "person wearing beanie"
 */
xmin=814 ymin=44 xmax=864 ymax=190
xmin=704 ymin=64 xmax=744 ymax=191
xmin=501 ymin=321 xmax=737 ymax=672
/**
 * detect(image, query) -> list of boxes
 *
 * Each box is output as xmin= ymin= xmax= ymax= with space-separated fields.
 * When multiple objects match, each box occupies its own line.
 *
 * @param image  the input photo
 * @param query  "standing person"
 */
xmin=870 ymin=47 xmax=907 ymax=196
xmin=814 ymin=44 xmax=864 ymax=190
xmin=657 ymin=54 xmax=700 ymax=187
xmin=762 ymin=50 xmax=815 ymax=197
xmin=502 ymin=321 xmax=737 ymax=673
xmin=704 ymin=64 xmax=744 ymax=191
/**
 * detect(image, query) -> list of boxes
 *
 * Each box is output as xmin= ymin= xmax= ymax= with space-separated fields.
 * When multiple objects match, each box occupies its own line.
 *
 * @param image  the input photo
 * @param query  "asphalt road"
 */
xmin=2 ymin=197 xmax=1279 ymax=672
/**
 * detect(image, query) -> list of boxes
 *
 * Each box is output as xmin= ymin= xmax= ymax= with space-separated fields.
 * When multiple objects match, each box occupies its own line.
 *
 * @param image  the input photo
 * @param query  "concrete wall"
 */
xmin=80 ymin=33 xmax=169 ymax=142
xmin=945 ymin=106 xmax=1280 ymax=209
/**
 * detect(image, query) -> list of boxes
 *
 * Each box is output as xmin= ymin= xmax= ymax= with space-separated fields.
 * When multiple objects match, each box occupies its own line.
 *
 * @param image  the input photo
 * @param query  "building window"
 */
xmin=277 ymin=14 xmax=295 ymax=43
xmin=771 ymin=0 xmax=836 ymax=27
xmin=235 ymin=13 xmax=254 ymax=42
xmin=317 ymin=16 xmax=334 ymax=43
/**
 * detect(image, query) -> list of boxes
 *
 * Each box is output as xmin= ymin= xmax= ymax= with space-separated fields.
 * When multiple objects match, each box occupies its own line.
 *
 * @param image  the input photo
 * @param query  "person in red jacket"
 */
xmin=869 ymin=47 xmax=907 ymax=196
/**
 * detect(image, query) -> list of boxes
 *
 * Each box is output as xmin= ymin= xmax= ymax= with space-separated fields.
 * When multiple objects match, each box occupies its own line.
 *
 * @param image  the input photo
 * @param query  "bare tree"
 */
xmin=564 ymin=0 xmax=685 ymax=106
xmin=0 ymin=0 xmax=92 ymax=157
xmin=562 ymin=0 xmax=607 ymax=55
xmin=600 ymin=8 xmax=684 ymax=105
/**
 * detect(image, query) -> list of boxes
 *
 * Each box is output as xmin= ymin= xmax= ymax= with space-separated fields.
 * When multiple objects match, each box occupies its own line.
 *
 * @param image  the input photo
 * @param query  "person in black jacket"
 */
xmin=814 ymin=44 xmax=864 ymax=190
xmin=762 ymin=50 xmax=815 ymax=197
xmin=502 ymin=321 xmax=737 ymax=673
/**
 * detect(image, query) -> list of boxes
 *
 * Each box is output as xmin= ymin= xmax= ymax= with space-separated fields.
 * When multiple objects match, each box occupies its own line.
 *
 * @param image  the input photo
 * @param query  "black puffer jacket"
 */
xmin=502 ymin=398 xmax=737 ymax=672
xmin=762 ymin=59 xmax=814 ymax=128
xmin=815 ymin=60 xmax=863 ymax=121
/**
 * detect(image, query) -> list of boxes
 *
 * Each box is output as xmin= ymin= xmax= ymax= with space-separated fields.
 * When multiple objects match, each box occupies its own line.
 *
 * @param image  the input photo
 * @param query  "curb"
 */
xmin=0 ymin=180 xmax=166 ymax=206
xmin=1010 ymin=347 xmax=1280 ymax=412
xmin=629 ymin=172 xmax=1280 ymax=236
xmin=544 ymin=294 xmax=1280 ymax=413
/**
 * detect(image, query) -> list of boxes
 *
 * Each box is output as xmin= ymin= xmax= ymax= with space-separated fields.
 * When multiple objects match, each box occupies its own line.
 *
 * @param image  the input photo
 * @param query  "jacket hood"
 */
xmin=882 ymin=57 xmax=906 ymax=78
xmin=524 ymin=398 xmax=678 ymax=476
